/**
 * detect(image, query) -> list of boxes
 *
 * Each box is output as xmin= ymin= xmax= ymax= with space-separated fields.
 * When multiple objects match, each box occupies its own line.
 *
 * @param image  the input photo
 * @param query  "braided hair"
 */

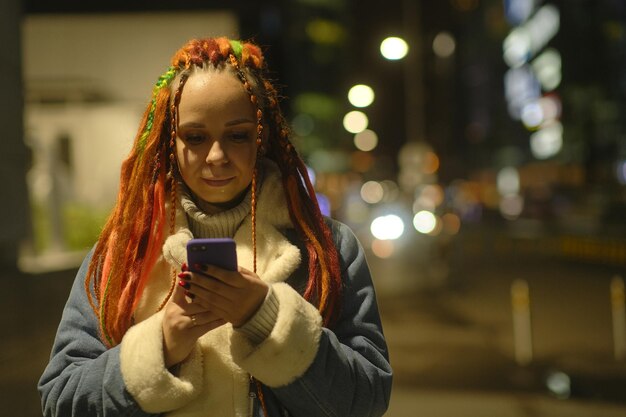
xmin=85 ymin=37 xmax=343 ymax=348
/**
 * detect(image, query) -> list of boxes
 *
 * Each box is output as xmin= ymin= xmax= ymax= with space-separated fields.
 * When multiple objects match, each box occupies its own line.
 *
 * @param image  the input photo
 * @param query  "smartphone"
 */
xmin=186 ymin=238 xmax=238 ymax=272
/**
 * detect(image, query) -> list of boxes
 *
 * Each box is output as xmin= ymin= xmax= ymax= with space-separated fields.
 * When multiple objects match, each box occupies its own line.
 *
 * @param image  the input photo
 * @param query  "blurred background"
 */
xmin=2 ymin=0 xmax=626 ymax=415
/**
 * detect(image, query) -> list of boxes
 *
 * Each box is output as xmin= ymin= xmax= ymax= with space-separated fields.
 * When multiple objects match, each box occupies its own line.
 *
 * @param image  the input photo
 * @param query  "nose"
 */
xmin=205 ymin=140 xmax=228 ymax=165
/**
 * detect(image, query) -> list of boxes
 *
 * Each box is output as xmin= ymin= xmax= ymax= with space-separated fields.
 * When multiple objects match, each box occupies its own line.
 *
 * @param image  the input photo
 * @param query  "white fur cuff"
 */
xmin=120 ymin=310 xmax=204 ymax=413
xmin=230 ymin=282 xmax=322 ymax=387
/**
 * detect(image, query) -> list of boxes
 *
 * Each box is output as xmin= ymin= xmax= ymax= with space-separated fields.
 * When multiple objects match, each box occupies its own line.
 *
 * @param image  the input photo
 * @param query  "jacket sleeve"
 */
xmin=234 ymin=220 xmax=393 ymax=417
xmin=37 ymin=252 xmax=157 ymax=417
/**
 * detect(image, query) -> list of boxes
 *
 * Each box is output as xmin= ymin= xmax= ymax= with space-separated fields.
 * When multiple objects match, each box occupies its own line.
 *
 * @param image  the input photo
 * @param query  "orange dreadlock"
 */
xmin=86 ymin=37 xmax=343 ymax=349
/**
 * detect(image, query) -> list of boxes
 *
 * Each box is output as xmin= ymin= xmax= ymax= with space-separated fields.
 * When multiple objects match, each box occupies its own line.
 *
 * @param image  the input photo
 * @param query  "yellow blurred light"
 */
xmin=343 ymin=110 xmax=368 ymax=133
xmin=371 ymin=239 xmax=395 ymax=259
xmin=348 ymin=84 xmax=375 ymax=108
xmin=433 ymin=31 xmax=456 ymax=58
xmin=423 ymin=151 xmax=440 ymax=174
xmin=413 ymin=210 xmax=437 ymax=234
xmin=360 ymin=181 xmax=384 ymax=204
xmin=380 ymin=37 xmax=409 ymax=60
xmin=354 ymin=129 xmax=378 ymax=152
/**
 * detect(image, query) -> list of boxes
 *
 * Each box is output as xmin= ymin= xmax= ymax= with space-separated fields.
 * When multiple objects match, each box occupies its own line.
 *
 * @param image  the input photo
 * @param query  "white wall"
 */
xmin=23 ymin=11 xmax=239 ymax=208
xmin=23 ymin=12 xmax=239 ymax=103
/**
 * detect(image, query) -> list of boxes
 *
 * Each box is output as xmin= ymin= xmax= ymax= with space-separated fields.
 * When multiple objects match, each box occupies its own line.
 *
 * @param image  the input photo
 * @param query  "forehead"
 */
xmin=178 ymin=69 xmax=254 ymax=120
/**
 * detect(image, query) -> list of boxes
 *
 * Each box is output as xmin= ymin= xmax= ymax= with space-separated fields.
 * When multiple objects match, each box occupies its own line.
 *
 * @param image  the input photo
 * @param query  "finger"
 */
xmin=196 ymin=264 xmax=240 ymax=287
xmin=170 ymin=280 xmax=189 ymax=306
xmin=189 ymin=283 xmax=236 ymax=310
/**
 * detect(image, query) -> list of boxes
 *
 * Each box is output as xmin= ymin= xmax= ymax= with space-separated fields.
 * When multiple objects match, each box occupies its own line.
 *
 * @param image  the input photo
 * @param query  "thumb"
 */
xmin=169 ymin=281 xmax=187 ymax=306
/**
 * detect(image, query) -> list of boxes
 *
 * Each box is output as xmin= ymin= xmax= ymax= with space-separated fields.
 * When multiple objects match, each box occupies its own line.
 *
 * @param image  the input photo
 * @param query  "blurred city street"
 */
xmin=3 ymin=1 xmax=626 ymax=416
xmin=3 ymin=226 xmax=626 ymax=416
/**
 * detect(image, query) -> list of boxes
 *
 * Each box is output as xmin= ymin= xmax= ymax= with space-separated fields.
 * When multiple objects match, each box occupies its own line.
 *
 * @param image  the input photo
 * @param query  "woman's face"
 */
xmin=175 ymin=69 xmax=259 ymax=208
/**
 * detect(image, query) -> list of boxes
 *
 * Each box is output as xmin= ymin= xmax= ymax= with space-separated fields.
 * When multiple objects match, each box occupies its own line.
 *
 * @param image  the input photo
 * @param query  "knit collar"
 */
xmin=179 ymin=165 xmax=266 ymax=239
xmin=180 ymin=184 xmax=252 ymax=239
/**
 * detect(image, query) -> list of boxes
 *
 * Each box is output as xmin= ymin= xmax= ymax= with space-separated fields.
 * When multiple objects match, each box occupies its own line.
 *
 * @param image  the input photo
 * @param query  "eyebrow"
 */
xmin=179 ymin=118 xmax=255 ymax=129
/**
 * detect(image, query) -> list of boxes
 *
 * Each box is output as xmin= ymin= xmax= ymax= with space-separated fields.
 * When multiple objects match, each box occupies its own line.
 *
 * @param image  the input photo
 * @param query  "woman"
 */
xmin=39 ymin=37 xmax=392 ymax=417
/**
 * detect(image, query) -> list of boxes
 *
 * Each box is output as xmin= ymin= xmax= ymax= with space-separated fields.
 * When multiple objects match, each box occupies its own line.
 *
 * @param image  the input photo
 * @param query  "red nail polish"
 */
xmin=181 ymin=263 xmax=188 ymax=272
xmin=178 ymin=280 xmax=190 ymax=290
xmin=178 ymin=272 xmax=188 ymax=280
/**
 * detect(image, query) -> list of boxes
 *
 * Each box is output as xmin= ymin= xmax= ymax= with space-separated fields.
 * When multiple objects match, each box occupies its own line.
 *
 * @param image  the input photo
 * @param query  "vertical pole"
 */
xmin=611 ymin=275 xmax=626 ymax=361
xmin=0 ymin=0 xmax=30 ymax=271
xmin=511 ymin=279 xmax=533 ymax=365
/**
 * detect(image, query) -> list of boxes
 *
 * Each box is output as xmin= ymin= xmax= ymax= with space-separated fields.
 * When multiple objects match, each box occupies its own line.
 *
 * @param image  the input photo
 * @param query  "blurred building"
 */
xmin=16 ymin=0 xmax=626 ymax=272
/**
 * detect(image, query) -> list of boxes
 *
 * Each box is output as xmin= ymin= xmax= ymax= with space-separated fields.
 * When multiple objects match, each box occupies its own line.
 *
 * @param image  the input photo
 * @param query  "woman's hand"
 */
xmin=162 ymin=279 xmax=226 ymax=368
xmin=182 ymin=264 xmax=269 ymax=328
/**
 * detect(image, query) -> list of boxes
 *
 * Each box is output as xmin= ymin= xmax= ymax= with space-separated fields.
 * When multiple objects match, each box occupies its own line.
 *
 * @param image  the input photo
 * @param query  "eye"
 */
xmin=228 ymin=131 xmax=252 ymax=143
xmin=183 ymin=133 xmax=206 ymax=145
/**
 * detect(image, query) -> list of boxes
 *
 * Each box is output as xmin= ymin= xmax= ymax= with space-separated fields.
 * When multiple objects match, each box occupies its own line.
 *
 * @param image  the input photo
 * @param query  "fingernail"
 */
xmin=184 ymin=291 xmax=195 ymax=299
xmin=178 ymin=272 xmax=189 ymax=280
xmin=181 ymin=263 xmax=188 ymax=272
xmin=178 ymin=280 xmax=190 ymax=290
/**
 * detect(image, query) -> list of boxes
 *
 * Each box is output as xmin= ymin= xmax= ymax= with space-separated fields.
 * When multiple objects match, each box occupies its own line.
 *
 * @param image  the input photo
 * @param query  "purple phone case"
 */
xmin=186 ymin=238 xmax=237 ymax=272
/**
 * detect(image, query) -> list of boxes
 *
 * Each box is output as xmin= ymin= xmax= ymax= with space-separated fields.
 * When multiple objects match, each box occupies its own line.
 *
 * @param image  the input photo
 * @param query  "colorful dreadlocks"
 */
xmin=85 ymin=37 xmax=343 ymax=349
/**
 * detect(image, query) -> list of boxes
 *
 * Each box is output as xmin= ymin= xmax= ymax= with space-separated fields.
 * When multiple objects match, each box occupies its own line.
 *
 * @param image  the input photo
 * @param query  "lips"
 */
xmin=202 ymin=177 xmax=234 ymax=187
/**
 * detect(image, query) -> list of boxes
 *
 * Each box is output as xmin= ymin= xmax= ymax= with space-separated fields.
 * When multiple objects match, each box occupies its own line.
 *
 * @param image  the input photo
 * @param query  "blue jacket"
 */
xmin=38 ymin=219 xmax=392 ymax=416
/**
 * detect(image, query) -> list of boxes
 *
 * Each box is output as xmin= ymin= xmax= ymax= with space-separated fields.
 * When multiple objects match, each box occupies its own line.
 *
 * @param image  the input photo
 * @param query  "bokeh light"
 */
xmin=432 ymin=31 xmax=456 ymax=58
xmin=616 ymin=160 xmax=626 ymax=185
xmin=371 ymin=214 xmax=405 ymax=240
xmin=360 ymin=181 xmax=384 ymax=204
xmin=371 ymin=239 xmax=395 ymax=259
xmin=348 ymin=84 xmax=375 ymax=108
xmin=532 ymin=48 xmax=562 ymax=91
xmin=500 ymin=194 xmax=525 ymax=220
xmin=354 ymin=129 xmax=378 ymax=151
xmin=292 ymin=113 xmax=315 ymax=136
xmin=497 ymin=167 xmax=520 ymax=196
xmin=413 ymin=210 xmax=437 ymax=234
xmin=380 ymin=37 xmax=409 ymax=60
xmin=530 ymin=122 xmax=563 ymax=159
xmin=343 ymin=110 xmax=369 ymax=134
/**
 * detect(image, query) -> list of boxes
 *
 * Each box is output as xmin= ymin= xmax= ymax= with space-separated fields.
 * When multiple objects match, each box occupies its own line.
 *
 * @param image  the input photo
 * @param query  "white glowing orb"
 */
xmin=530 ymin=122 xmax=563 ymax=159
xmin=343 ymin=110 xmax=369 ymax=134
xmin=371 ymin=215 xmax=405 ymax=240
xmin=348 ymin=84 xmax=375 ymax=108
xmin=380 ymin=37 xmax=409 ymax=60
xmin=413 ymin=210 xmax=437 ymax=234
